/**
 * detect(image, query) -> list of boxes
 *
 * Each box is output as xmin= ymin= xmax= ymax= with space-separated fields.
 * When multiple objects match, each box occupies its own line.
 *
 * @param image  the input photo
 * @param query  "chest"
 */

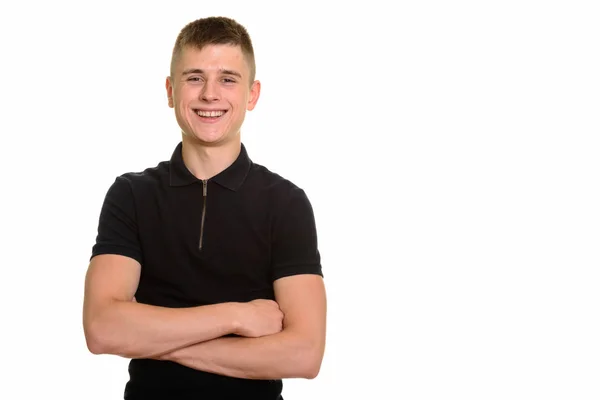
xmin=136 ymin=183 xmax=275 ymax=305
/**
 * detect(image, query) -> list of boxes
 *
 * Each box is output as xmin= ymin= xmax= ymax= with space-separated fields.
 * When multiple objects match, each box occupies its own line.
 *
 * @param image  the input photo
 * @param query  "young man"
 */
xmin=83 ymin=16 xmax=326 ymax=400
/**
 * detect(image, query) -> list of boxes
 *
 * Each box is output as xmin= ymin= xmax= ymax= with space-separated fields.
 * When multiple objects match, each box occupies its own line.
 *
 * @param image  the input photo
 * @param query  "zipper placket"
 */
xmin=199 ymin=179 xmax=208 ymax=250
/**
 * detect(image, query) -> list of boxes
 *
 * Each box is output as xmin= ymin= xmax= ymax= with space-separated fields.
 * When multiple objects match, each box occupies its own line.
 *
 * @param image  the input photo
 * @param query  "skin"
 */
xmin=165 ymin=44 xmax=261 ymax=179
xmin=83 ymin=255 xmax=285 ymax=360
xmin=158 ymin=274 xmax=327 ymax=379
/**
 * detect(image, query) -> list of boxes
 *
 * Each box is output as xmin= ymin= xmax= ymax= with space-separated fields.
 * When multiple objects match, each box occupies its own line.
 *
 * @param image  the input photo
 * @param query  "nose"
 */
xmin=201 ymin=80 xmax=220 ymax=102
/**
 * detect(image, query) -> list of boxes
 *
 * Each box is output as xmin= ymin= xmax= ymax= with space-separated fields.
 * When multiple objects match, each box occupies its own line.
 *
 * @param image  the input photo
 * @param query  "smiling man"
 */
xmin=83 ymin=17 xmax=326 ymax=400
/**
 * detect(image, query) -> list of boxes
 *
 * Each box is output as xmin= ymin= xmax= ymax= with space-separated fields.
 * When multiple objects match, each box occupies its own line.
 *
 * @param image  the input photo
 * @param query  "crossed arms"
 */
xmin=82 ymin=254 xmax=327 ymax=380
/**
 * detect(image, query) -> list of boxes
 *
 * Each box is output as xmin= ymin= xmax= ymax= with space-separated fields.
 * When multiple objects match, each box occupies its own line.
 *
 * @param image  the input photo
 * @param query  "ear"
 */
xmin=165 ymin=76 xmax=174 ymax=108
xmin=246 ymin=80 xmax=261 ymax=111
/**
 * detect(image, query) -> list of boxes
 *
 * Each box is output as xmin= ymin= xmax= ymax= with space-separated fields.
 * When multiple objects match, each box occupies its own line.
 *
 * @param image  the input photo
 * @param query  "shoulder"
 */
xmin=111 ymin=160 xmax=171 ymax=193
xmin=246 ymin=162 xmax=315 ymax=223
xmin=248 ymin=161 xmax=309 ymax=203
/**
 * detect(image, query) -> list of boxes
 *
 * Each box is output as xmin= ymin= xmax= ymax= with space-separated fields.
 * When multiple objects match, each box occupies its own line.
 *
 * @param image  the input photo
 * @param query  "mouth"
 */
xmin=193 ymin=109 xmax=228 ymax=122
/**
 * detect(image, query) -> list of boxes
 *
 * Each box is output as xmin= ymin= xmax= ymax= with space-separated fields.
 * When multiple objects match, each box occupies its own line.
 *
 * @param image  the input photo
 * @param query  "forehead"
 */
xmin=176 ymin=44 xmax=249 ymax=75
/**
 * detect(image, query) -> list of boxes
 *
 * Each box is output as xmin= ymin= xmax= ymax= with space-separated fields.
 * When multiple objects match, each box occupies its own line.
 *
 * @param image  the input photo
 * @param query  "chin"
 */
xmin=188 ymin=133 xmax=226 ymax=145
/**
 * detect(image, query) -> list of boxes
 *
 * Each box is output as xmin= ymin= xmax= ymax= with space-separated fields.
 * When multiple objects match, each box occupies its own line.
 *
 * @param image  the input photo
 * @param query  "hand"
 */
xmin=234 ymin=299 xmax=284 ymax=338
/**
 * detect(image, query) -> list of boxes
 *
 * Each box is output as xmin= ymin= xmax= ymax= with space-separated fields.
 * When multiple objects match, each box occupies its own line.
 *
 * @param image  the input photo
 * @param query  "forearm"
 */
xmin=85 ymin=301 xmax=239 ymax=359
xmin=161 ymin=330 xmax=321 ymax=380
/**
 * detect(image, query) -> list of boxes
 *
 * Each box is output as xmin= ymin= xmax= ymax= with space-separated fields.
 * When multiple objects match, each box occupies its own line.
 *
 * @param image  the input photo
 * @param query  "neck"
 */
xmin=180 ymin=136 xmax=241 ymax=180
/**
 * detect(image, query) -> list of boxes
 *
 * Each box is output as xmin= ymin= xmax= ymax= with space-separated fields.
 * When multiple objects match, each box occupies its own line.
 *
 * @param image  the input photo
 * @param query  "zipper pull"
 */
xmin=203 ymin=179 xmax=207 ymax=196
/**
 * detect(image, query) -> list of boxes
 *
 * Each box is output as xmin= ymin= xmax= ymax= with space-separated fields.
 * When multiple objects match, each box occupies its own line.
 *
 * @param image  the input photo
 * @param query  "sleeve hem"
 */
xmin=90 ymin=245 xmax=143 ymax=265
xmin=272 ymin=264 xmax=323 ymax=282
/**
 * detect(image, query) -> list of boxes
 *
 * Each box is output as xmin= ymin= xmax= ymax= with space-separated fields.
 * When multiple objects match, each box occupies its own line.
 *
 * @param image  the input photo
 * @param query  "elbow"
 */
xmin=86 ymin=338 xmax=106 ymax=355
xmin=301 ymin=367 xmax=320 ymax=380
xmin=84 ymin=314 xmax=119 ymax=355
xmin=85 ymin=333 xmax=106 ymax=355
xmin=84 ymin=319 xmax=149 ymax=359
xmin=83 ymin=302 xmax=134 ymax=356
xmin=84 ymin=320 xmax=110 ymax=355
xmin=296 ymin=341 xmax=324 ymax=379
xmin=300 ymin=356 xmax=322 ymax=380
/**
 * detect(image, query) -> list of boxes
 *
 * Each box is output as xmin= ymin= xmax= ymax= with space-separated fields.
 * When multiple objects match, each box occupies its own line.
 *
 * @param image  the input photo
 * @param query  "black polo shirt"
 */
xmin=90 ymin=141 xmax=323 ymax=399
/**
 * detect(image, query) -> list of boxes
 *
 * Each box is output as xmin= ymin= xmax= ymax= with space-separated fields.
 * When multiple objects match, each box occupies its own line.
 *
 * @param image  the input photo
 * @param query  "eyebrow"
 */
xmin=181 ymin=68 xmax=242 ymax=78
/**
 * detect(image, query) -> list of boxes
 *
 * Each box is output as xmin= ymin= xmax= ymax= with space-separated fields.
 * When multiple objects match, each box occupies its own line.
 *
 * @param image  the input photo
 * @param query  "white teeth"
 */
xmin=196 ymin=110 xmax=225 ymax=117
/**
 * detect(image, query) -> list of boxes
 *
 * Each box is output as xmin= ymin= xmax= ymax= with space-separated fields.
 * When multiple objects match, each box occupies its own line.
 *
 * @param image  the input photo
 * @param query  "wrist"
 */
xmin=227 ymin=302 xmax=245 ymax=335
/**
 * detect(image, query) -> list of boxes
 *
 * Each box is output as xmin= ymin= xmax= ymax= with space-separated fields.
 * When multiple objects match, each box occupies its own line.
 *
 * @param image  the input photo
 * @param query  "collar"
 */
xmin=169 ymin=141 xmax=252 ymax=191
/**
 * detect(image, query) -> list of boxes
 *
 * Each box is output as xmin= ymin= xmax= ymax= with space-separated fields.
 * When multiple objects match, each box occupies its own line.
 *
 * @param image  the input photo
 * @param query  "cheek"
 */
xmin=176 ymin=100 xmax=187 ymax=114
xmin=175 ymin=88 xmax=195 ymax=104
xmin=176 ymin=94 xmax=192 ymax=112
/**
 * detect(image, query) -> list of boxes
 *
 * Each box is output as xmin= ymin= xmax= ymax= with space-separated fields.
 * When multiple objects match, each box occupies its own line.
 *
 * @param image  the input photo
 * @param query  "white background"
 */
xmin=0 ymin=1 xmax=598 ymax=399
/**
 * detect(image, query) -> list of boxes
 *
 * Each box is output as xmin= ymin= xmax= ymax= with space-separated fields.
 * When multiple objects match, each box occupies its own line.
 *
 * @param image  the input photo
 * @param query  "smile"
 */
xmin=194 ymin=109 xmax=227 ymax=118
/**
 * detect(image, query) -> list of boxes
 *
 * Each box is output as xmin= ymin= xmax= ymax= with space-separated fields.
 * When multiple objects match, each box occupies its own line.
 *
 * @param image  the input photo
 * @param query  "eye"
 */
xmin=187 ymin=76 xmax=202 ymax=82
xmin=222 ymin=78 xmax=236 ymax=84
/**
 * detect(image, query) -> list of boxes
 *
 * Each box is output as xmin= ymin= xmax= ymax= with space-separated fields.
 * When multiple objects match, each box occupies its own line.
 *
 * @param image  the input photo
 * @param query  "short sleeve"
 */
xmin=271 ymin=187 xmax=323 ymax=281
xmin=90 ymin=176 xmax=143 ymax=265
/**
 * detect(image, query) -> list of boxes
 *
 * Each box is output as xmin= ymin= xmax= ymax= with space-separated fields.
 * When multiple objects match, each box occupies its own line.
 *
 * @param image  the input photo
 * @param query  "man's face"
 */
xmin=166 ymin=44 xmax=260 ymax=146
